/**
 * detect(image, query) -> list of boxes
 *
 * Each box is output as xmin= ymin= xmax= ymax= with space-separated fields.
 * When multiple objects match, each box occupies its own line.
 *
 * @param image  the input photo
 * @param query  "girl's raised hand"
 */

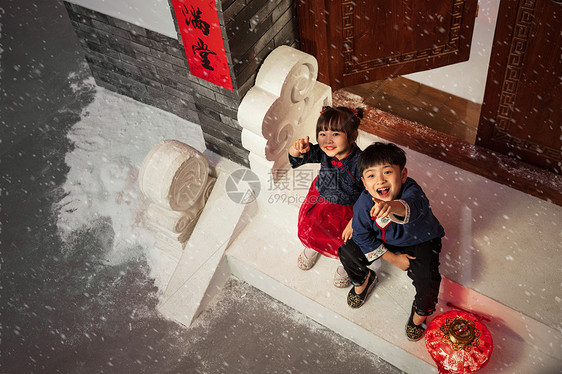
xmin=293 ymin=136 xmax=310 ymax=155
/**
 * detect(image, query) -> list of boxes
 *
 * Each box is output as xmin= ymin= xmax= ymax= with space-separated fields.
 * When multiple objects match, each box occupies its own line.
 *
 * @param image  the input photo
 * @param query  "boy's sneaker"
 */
xmin=347 ymin=270 xmax=377 ymax=308
xmin=405 ymin=306 xmax=427 ymax=341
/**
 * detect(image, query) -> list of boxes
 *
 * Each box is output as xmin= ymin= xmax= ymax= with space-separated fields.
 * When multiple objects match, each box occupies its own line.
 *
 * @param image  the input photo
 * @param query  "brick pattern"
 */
xmin=225 ymin=0 xmax=299 ymax=97
xmin=63 ymin=0 xmax=298 ymax=167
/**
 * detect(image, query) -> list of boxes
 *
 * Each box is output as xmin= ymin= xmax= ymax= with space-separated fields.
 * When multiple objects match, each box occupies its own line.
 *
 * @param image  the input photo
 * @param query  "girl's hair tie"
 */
xmin=351 ymin=107 xmax=364 ymax=120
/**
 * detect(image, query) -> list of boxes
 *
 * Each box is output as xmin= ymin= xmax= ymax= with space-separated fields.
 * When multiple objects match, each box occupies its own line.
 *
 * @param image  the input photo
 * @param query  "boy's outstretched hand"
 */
xmin=289 ymin=136 xmax=310 ymax=157
xmin=370 ymin=197 xmax=405 ymax=219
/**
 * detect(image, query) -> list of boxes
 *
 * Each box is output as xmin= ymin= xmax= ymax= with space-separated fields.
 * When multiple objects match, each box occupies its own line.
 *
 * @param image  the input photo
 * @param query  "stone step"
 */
xmin=225 ymin=191 xmax=561 ymax=373
xmin=155 ymin=150 xmax=561 ymax=373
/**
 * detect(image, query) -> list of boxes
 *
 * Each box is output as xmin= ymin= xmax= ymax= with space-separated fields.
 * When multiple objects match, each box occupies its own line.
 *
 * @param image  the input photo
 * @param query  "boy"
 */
xmin=338 ymin=142 xmax=444 ymax=341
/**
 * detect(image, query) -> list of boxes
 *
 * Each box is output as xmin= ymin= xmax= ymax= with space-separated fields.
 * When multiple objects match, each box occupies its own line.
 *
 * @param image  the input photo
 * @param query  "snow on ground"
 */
xmin=47 ymin=78 xmax=403 ymax=373
xmin=55 ymin=77 xmax=206 ymax=290
xmin=0 ymin=7 xmax=4 ymax=77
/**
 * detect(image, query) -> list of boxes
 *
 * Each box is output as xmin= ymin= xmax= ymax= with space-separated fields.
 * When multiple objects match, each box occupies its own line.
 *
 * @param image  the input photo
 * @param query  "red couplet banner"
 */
xmin=171 ymin=0 xmax=233 ymax=90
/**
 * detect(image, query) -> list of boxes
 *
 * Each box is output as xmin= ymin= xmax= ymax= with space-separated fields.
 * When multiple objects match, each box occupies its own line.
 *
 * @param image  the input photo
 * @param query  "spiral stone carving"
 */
xmin=139 ymin=140 xmax=209 ymax=211
xmin=238 ymin=46 xmax=332 ymax=182
xmin=139 ymin=140 xmax=215 ymax=257
xmin=168 ymin=157 xmax=208 ymax=212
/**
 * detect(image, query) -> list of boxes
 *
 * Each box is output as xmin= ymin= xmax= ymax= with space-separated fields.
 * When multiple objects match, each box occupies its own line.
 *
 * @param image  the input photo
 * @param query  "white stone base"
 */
xmin=225 ymin=190 xmax=561 ymax=374
xmin=157 ymin=167 xmax=247 ymax=326
xmin=157 ymin=153 xmax=562 ymax=374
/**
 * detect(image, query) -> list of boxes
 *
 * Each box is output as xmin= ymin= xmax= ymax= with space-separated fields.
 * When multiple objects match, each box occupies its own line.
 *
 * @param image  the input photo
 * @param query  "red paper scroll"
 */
xmin=171 ymin=0 xmax=233 ymax=90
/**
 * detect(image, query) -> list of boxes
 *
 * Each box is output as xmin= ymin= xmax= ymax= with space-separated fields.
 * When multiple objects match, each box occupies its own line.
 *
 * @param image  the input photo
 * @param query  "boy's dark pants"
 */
xmin=339 ymin=238 xmax=442 ymax=316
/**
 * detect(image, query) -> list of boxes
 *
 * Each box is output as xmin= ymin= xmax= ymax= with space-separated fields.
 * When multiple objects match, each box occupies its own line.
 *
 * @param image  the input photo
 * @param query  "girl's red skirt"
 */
xmin=297 ymin=177 xmax=353 ymax=259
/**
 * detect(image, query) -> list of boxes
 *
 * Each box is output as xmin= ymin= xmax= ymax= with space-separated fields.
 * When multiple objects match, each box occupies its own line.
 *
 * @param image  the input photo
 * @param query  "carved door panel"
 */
xmin=297 ymin=0 xmax=478 ymax=90
xmin=476 ymin=0 xmax=561 ymax=174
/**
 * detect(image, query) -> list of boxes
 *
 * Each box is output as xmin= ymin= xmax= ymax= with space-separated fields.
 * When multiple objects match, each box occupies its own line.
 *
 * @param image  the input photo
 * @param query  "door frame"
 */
xmin=297 ymin=0 xmax=562 ymax=205
xmin=334 ymin=89 xmax=562 ymax=205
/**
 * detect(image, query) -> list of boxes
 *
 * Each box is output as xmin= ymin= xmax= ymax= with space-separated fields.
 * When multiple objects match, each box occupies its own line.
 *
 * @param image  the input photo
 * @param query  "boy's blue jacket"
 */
xmin=352 ymin=177 xmax=444 ymax=261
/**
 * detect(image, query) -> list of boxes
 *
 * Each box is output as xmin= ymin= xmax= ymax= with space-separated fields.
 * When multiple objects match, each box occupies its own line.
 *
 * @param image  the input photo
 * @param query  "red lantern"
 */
xmin=425 ymin=310 xmax=493 ymax=374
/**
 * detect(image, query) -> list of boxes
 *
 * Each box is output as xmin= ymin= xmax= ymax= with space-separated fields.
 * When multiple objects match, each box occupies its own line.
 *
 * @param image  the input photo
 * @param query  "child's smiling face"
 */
xmin=361 ymin=163 xmax=408 ymax=201
xmin=318 ymin=130 xmax=353 ymax=160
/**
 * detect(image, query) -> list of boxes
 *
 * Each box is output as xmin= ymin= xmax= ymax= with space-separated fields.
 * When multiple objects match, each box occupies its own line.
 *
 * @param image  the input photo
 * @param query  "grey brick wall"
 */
xmin=63 ymin=0 xmax=298 ymax=167
xmin=225 ymin=0 xmax=298 ymax=96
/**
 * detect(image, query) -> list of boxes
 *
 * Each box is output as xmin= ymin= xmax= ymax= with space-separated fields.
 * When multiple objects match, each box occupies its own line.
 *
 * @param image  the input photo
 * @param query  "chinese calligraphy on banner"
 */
xmin=171 ymin=0 xmax=233 ymax=90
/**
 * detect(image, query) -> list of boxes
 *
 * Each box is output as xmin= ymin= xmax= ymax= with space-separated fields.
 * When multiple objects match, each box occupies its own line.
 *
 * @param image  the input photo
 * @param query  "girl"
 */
xmin=288 ymin=106 xmax=364 ymax=287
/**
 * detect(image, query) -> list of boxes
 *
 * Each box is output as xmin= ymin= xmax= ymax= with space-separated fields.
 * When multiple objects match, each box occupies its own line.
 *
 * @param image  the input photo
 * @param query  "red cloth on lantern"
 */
xmin=425 ymin=310 xmax=493 ymax=374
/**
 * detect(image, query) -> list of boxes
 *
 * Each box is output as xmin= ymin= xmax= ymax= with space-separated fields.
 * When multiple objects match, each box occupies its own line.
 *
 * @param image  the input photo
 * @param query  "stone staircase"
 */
xmin=156 ymin=138 xmax=562 ymax=373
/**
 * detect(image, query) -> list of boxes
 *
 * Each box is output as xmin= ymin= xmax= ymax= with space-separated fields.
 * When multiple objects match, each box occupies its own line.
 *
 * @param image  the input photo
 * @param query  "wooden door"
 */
xmin=476 ymin=0 xmax=562 ymax=174
xmin=297 ymin=0 xmax=478 ymax=90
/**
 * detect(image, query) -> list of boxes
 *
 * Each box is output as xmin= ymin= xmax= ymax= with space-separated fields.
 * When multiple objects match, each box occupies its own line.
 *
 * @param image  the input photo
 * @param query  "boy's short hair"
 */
xmin=316 ymin=106 xmax=363 ymax=140
xmin=358 ymin=142 xmax=407 ymax=174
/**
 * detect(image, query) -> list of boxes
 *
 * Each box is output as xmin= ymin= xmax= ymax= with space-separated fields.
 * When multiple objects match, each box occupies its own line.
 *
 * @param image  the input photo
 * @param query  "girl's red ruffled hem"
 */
xmin=297 ymin=178 xmax=353 ymax=259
